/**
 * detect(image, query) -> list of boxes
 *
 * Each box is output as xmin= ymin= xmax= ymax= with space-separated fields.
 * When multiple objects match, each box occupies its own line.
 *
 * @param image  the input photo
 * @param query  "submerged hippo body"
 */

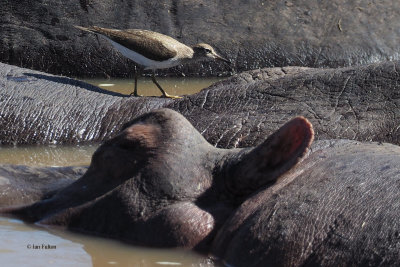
xmin=0 ymin=165 xmax=86 ymax=206
xmin=2 ymin=109 xmax=400 ymax=266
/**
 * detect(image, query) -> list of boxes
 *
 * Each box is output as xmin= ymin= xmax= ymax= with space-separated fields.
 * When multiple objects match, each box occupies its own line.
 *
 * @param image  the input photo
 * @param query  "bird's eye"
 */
xmin=205 ymin=48 xmax=212 ymax=53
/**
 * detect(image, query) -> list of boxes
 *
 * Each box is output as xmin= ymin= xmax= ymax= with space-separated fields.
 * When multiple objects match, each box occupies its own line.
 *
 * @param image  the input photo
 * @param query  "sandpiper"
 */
xmin=74 ymin=26 xmax=229 ymax=98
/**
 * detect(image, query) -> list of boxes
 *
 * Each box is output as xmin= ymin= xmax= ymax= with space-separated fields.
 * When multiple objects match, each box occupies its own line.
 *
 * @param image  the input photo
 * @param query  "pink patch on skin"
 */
xmin=124 ymin=123 xmax=162 ymax=149
xmin=279 ymin=117 xmax=314 ymax=162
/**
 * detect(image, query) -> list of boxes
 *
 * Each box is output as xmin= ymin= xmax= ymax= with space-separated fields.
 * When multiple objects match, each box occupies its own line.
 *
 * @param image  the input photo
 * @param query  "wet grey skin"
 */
xmin=74 ymin=26 xmax=230 ymax=99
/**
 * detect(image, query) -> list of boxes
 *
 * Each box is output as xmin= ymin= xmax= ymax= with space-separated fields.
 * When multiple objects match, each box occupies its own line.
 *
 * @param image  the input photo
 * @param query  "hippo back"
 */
xmin=213 ymin=140 xmax=400 ymax=266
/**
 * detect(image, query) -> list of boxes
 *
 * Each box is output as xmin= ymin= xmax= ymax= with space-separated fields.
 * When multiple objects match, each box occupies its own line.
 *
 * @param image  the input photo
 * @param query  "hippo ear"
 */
xmin=225 ymin=117 xmax=314 ymax=197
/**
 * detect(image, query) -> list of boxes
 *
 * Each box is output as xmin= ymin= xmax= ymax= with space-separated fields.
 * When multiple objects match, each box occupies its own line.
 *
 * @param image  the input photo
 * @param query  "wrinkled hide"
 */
xmin=213 ymin=140 xmax=400 ymax=266
xmin=1 ymin=61 xmax=400 ymax=147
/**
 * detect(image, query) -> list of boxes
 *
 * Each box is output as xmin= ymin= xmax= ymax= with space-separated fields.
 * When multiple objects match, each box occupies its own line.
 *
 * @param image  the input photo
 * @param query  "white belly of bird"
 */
xmin=103 ymin=36 xmax=181 ymax=70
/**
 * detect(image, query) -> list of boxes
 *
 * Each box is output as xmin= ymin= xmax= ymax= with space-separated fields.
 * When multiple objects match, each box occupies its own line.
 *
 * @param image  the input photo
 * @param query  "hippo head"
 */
xmin=7 ymin=109 xmax=313 ymax=251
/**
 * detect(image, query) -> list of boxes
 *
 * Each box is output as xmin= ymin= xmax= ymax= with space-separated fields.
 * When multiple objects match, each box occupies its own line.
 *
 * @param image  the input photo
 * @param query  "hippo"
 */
xmin=2 ymin=108 xmax=400 ymax=266
xmin=1 ymin=60 xmax=400 ymax=147
xmin=3 ymin=1 xmax=400 ymax=77
xmin=0 ymin=164 xmax=86 ymax=206
xmin=2 ymin=108 xmax=313 ymax=251
xmin=212 ymin=140 xmax=400 ymax=266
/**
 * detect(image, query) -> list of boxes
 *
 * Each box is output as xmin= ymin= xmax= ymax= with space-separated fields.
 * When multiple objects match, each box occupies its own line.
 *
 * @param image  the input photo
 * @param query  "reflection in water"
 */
xmin=0 ymin=217 xmax=92 ymax=266
xmin=55 ymin=229 xmax=216 ymax=267
xmin=81 ymin=77 xmax=222 ymax=97
xmin=0 ymin=217 xmax=217 ymax=267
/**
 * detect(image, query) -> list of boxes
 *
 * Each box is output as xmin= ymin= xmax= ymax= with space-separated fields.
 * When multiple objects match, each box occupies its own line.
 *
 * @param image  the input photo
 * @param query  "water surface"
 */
xmin=0 ymin=217 xmax=216 ymax=267
xmin=82 ymin=77 xmax=222 ymax=97
xmin=0 ymin=144 xmax=97 ymax=167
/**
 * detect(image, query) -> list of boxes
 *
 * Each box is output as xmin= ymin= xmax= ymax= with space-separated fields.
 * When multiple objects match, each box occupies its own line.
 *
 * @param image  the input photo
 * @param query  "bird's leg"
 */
xmin=151 ymin=71 xmax=182 ymax=99
xmin=130 ymin=67 xmax=142 ymax=97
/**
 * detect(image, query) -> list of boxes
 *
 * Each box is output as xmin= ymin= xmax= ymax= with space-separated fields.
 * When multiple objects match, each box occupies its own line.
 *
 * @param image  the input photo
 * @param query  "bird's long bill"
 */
xmin=214 ymin=53 xmax=230 ymax=64
xmin=74 ymin=25 xmax=91 ymax=33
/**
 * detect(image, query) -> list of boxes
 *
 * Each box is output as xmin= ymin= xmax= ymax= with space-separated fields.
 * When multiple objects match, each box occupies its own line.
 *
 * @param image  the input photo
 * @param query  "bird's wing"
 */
xmin=83 ymin=27 xmax=178 ymax=61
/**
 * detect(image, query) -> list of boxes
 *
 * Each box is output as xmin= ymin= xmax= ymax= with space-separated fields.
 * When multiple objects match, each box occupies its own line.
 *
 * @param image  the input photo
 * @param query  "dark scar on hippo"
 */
xmin=1 ymin=108 xmax=314 ymax=251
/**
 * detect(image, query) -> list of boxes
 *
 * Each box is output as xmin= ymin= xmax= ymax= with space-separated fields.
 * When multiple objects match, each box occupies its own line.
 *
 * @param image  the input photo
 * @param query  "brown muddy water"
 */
xmin=0 ymin=78 xmax=224 ymax=266
xmin=82 ymin=77 xmax=223 ymax=97
xmin=0 ymin=217 xmax=216 ymax=267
